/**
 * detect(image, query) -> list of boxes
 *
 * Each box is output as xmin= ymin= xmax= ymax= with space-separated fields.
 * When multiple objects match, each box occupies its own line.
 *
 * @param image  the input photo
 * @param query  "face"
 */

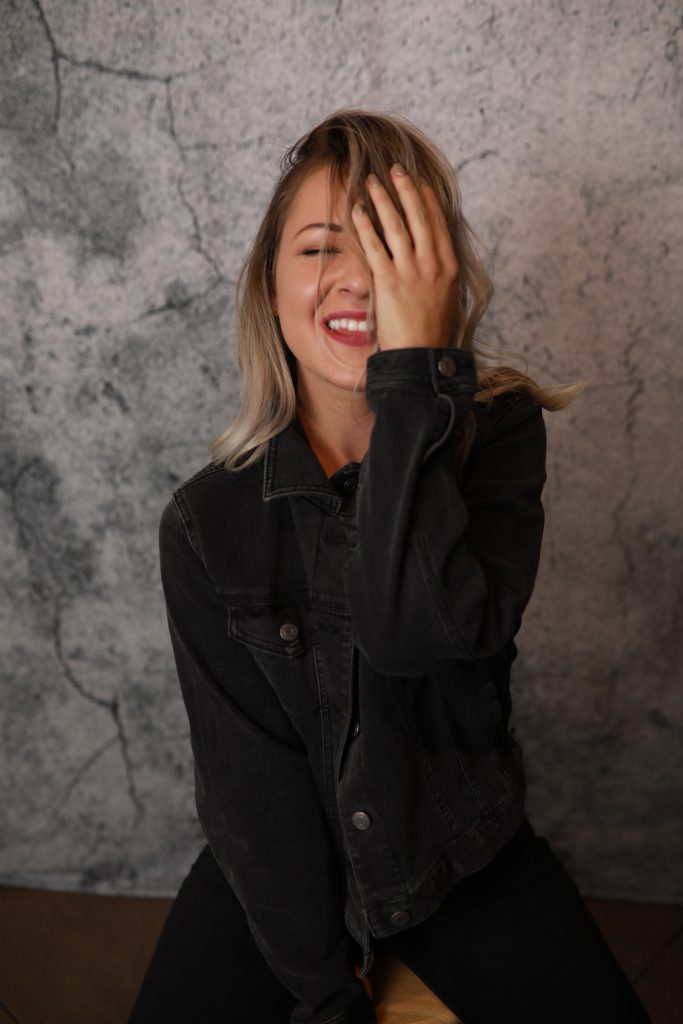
xmin=273 ymin=165 xmax=375 ymax=395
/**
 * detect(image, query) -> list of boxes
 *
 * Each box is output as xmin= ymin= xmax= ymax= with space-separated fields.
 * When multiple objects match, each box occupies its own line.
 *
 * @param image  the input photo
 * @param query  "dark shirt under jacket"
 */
xmin=159 ymin=346 xmax=547 ymax=1024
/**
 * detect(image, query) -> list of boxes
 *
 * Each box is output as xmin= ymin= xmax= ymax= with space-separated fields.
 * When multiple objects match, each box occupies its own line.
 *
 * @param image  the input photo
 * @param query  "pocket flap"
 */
xmin=227 ymin=600 xmax=310 ymax=658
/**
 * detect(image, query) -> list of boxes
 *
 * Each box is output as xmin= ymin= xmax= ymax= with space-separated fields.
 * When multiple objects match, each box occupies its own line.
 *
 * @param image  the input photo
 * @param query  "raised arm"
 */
xmin=344 ymin=164 xmax=546 ymax=676
xmin=345 ymin=346 xmax=546 ymax=675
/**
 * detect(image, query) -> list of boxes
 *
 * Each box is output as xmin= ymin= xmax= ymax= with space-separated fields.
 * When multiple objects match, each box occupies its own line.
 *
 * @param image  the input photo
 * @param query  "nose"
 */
xmin=329 ymin=247 xmax=370 ymax=299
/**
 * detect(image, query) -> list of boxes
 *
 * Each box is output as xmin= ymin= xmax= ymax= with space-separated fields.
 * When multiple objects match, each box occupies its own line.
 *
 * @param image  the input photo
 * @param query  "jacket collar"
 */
xmin=262 ymin=411 xmax=362 ymax=511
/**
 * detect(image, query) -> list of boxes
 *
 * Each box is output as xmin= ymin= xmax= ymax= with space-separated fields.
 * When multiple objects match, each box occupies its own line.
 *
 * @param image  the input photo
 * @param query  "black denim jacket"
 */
xmin=159 ymin=346 xmax=547 ymax=1024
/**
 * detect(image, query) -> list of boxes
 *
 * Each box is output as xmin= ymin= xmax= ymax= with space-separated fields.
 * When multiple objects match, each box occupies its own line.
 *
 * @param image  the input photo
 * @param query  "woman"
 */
xmin=129 ymin=110 xmax=651 ymax=1024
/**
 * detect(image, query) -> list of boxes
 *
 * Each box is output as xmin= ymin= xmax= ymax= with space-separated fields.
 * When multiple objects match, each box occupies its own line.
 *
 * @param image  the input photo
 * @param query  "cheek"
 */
xmin=276 ymin=264 xmax=320 ymax=322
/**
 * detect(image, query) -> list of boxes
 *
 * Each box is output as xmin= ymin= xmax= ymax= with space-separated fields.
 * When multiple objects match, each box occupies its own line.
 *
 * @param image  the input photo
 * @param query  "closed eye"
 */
xmin=301 ymin=247 xmax=340 ymax=256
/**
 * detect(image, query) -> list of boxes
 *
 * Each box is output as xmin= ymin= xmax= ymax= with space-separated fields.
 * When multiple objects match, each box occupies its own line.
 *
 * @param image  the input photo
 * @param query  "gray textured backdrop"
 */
xmin=1 ymin=0 xmax=681 ymax=901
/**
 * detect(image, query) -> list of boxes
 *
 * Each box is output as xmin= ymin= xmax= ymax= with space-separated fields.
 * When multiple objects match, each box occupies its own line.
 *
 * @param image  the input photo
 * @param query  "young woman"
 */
xmin=129 ymin=110 xmax=651 ymax=1024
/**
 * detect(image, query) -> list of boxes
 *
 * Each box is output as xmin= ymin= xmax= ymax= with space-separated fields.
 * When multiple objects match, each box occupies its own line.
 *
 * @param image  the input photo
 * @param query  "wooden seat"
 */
xmin=358 ymin=955 xmax=461 ymax=1023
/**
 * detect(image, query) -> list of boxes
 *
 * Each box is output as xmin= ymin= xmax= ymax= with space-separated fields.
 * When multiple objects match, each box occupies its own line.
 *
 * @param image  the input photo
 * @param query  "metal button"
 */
xmin=390 ymin=910 xmax=411 ymax=927
xmin=351 ymin=720 xmax=361 ymax=738
xmin=437 ymin=355 xmax=457 ymax=378
xmin=279 ymin=622 xmax=298 ymax=641
xmin=342 ymin=476 xmax=357 ymax=493
xmin=351 ymin=811 xmax=371 ymax=831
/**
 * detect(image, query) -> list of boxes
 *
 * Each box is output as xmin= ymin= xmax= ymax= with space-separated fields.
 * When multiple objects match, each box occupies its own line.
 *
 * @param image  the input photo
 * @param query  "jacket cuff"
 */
xmin=364 ymin=346 xmax=476 ymax=403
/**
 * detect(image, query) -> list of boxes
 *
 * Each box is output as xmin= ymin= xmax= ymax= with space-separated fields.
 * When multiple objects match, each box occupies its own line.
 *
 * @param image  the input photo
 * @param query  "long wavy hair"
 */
xmin=210 ymin=108 xmax=581 ymax=470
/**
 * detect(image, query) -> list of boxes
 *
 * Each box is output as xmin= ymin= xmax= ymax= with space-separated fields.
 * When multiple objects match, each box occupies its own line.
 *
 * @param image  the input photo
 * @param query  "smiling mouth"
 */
xmin=320 ymin=315 xmax=375 ymax=347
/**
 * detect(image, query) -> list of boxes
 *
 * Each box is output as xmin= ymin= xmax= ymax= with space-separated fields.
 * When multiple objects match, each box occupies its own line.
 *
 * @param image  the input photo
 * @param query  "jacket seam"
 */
xmin=171 ymin=491 xmax=203 ymax=562
xmin=175 ymin=460 xmax=222 ymax=494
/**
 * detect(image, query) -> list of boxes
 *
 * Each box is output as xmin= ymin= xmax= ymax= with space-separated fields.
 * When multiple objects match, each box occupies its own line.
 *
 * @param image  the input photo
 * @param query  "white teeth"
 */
xmin=326 ymin=318 xmax=368 ymax=332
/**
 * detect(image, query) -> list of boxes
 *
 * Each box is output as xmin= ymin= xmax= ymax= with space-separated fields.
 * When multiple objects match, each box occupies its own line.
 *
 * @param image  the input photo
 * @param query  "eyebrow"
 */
xmin=293 ymin=222 xmax=343 ymax=238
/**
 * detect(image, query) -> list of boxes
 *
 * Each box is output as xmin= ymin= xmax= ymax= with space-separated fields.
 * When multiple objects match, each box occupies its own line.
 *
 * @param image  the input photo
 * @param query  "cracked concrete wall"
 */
xmin=1 ymin=0 xmax=681 ymax=900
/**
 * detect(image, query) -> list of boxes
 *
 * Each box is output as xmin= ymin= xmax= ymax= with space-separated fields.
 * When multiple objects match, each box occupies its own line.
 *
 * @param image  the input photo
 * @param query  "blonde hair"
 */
xmin=210 ymin=108 xmax=582 ymax=470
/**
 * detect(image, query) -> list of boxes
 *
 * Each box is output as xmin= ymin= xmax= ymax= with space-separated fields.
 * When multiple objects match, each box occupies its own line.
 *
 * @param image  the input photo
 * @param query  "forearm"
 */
xmin=345 ymin=347 xmax=546 ymax=675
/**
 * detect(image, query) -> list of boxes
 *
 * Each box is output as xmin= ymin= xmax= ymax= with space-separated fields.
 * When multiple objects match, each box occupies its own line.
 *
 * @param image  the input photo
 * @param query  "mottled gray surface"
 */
xmin=1 ymin=0 xmax=681 ymax=900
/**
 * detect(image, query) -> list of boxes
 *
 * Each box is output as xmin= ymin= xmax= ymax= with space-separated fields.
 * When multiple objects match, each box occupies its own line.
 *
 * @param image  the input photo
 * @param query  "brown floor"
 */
xmin=0 ymin=885 xmax=681 ymax=1024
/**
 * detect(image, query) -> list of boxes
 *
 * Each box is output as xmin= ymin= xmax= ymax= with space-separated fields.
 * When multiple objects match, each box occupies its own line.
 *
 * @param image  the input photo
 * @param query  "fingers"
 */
xmin=350 ymin=167 xmax=460 ymax=350
xmin=352 ymin=166 xmax=456 ymax=280
xmin=367 ymin=172 xmax=416 ymax=263
xmin=388 ymin=164 xmax=434 ymax=264
xmin=421 ymin=183 xmax=459 ymax=279
xmin=355 ymin=168 xmax=431 ymax=271
xmin=351 ymin=200 xmax=394 ymax=279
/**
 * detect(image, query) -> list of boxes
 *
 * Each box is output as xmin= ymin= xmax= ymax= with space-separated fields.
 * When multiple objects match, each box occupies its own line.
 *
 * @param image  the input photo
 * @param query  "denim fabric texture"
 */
xmin=159 ymin=345 xmax=548 ymax=1023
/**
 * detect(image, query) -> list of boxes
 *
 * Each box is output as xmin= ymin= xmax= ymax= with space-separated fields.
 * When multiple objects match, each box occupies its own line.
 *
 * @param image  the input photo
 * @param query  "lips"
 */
xmin=319 ymin=310 xmax=374 ymax=347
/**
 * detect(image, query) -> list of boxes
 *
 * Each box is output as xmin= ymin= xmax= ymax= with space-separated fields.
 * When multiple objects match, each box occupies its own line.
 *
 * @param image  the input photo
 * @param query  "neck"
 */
xmin=295 ymin=373 xmax=374 ymax=478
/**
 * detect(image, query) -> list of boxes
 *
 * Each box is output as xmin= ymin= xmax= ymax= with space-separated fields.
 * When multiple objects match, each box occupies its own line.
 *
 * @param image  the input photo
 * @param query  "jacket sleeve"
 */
xmin=158 ymin=498 xmax=374 ymax=1024
xmin=344 ymin=346 xmax=547 ymax=676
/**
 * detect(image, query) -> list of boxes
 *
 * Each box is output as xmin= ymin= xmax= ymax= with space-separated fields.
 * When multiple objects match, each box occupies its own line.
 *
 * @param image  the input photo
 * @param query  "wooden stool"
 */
xmin=358 ymin=955 xmax=461 ymax=1023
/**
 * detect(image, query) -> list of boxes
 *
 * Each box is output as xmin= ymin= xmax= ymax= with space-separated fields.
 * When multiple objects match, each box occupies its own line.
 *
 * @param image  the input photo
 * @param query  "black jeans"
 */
xmin=128 ymin=819 xmax=651 ymax=1024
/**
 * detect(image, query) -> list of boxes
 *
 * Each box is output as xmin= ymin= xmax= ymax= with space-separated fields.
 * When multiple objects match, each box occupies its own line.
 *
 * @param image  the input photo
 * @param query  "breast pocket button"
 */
xmin=351 ymin=811 xmax=371 ymax=831
xmin=279 ymin=622 xmax=299 ymax=641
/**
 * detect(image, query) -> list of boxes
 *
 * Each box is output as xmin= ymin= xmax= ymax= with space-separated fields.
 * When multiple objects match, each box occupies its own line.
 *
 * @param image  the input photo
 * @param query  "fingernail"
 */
xmin=352 ymin=202 xmax=365 ymax=216
xmin=391 ymin=163 xmax=406 ymax=176
xmin=367 ymin=173 xmax=380 ymax=188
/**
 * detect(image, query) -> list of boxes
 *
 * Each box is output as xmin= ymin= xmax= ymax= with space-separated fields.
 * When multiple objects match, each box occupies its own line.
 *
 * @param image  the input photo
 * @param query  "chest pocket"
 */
xmin=227 ymin=596 xmax=321 ymax=718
